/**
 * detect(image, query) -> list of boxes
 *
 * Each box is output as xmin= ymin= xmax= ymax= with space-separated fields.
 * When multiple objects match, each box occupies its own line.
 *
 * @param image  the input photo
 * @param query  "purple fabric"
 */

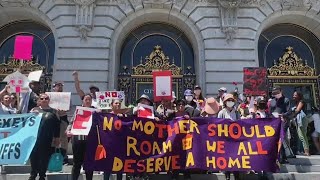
xmin=84 ymin=113 xmax=283 ymax=173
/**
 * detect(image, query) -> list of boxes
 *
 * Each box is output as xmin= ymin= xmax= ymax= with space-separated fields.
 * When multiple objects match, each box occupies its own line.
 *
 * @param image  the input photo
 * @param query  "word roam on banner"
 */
xmin=84 ymin=114 xmax=283 ymax=173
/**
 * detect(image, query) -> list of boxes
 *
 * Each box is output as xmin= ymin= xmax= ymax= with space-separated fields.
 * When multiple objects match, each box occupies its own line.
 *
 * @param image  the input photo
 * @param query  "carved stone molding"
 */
xmin=217 ymin=0 xmax=241 ymax=42
xmin=217 ymin=0 xmax=266 ymax=42
xmin=142 ymin=0 xmax=175 ymax=8
xmin=0 ymin=0 xmax=32 ymax=6
xmin=73 ymin=0 xmax=96 ymax=39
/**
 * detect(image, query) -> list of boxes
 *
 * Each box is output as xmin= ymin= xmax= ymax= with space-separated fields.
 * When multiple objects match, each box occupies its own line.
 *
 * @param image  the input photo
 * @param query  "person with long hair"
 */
xmin=103 ymin=99 xmax=124 ymax=180
xmin=66 ymin=94 xmax=94 ymax=180
xmin=292 ymin=91 xmax=310 ymax=156
xmin=194 ymin=85 xmax=205 ymax=110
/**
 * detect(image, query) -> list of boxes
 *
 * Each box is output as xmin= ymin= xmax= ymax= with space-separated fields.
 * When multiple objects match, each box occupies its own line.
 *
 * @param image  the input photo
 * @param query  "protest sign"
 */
xmin=243 ymin=67 xmax=267 ymax=96
xmin=45 ymin=92 xmax=71 ymax=111
xmin=96 ymin=91 xmax=126 ymax=110
xmin=137 ymin=103 xmax=154 ymax=119
xmin=13 ymin=35 xmax=34 ymax=60
xmin=28 ymin=70 xmax=43 ymax=82
xmin=0 ymin=113 xmax=42 ymax=165
xmin=70 ymin=106 xmax=96 ymax=135
xmin=153 ymin=71 xmax=172 ymax=102
xmin=3 ymin=71 xmax=29 ymax=93
xmin=84 ymin=114 xmax=283 ymax=173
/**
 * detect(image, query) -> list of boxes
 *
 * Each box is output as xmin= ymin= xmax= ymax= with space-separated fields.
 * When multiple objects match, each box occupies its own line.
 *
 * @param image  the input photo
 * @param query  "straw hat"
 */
xmin=203 ymin=97 xmax=219 ymax=115
xmin=223 ymin=94 xmax=235 ymax=102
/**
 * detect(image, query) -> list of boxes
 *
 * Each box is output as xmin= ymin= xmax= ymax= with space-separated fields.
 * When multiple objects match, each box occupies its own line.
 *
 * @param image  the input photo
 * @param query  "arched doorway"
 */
xmin=258 ymin=24 xmax=320 ymax=112
xmin=118 ymin=23 xmax=196 ymax=104
xmin=0 ymin=20 xmax=55 ymax=92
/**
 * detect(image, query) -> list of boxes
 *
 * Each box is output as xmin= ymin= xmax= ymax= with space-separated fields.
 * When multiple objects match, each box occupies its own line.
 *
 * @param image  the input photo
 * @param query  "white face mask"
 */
xmin=226 ymin=101 xmax=235 ymax=108
xmin=274 ymin=94 xmax=282 ymax=99
xmin=185 ymin=96 xmax=193 ymax=102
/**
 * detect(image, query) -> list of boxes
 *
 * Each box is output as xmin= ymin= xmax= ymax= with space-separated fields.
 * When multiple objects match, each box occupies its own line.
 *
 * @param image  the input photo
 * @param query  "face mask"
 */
xmin=226 ymin=101 xmax=235 ymax=108
xmin=258 ymin=103 xmax=267 ymax=110
xmin=274 ymin=94 xmax=282 ymax=99
xmin=185 ymin=96 xmax=193 ymax=102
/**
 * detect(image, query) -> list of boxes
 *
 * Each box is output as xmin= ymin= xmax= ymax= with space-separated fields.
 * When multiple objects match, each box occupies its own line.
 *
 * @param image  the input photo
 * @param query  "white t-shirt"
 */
xmin=91 ymin=98 xmax=98 ymax=108
xmin=0 ymin=103 xmax=17 ymax=114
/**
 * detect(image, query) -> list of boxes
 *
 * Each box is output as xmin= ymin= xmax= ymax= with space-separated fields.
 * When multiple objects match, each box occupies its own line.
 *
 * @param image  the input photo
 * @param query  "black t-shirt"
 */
xmin=33 ymin=107 xmax=60 ymax=145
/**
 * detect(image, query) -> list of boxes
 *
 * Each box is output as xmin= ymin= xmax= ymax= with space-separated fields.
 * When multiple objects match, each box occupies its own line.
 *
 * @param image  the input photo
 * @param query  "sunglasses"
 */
xmin=40 ymin=97 xmax=49 ymax=100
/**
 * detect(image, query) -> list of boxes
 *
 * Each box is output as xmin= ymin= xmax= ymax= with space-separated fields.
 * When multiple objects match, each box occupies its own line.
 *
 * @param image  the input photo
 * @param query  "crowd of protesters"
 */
xmin=1 ymin=71 xmax=320 ymax=180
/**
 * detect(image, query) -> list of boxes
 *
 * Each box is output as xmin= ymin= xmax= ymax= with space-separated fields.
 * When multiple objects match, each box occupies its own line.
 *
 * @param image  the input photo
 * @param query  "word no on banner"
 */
xmin=84 ymin=114 xmax=283 ymax=173
xmin=96 ymin=91 xmax=126 ymax=110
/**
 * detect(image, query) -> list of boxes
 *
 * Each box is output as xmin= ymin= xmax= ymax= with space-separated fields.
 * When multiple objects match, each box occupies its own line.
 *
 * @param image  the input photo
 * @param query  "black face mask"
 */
xmin=257 ymin=103 xmax=267 ymax=110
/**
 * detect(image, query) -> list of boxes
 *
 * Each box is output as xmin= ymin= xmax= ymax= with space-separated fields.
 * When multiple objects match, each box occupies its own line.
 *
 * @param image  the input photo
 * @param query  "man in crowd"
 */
xmin=269 ymin=86 xmax=292 ymax=163
xmin=52 ymin=81 xmax=69 ymax=164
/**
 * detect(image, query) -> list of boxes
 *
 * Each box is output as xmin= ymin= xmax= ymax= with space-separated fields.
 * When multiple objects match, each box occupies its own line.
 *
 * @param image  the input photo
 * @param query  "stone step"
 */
xmin=3 ymin=164 xmax=320 ymax=175
xmin=1 ymin=173 xmax=320 ymax=180
xmin=287 ymin=155 xmax=320 ymax=165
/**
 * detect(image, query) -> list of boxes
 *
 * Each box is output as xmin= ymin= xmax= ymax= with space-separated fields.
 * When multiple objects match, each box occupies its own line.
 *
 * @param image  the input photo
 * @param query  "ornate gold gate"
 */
xmin=267 ymin=47 xmax=320 ymax=112
xmin=118 ymin=45 xmax=196 ymax=104
xmin=0 ymin=57 xmax=52 ymax=92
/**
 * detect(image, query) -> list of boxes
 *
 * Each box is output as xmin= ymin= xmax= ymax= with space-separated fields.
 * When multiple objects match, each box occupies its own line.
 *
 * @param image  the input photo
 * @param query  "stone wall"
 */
xmin=1 ymin=0 xmax=320 ymax=105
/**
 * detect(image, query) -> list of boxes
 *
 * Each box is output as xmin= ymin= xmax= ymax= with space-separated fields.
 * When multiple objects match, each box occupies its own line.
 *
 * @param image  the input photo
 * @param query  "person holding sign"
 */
xmin=28 ymin=94 xmax=60 ymax=180
xmin=217 ymin=94 xmax=240 ymax=180
xmin=52 ymin=81 xmax=70 ymax=164
xmin=103 ymin=99 xmax=124 ymax=180
xmin=66 ymin=94 xmax=94 ymax=180
xmin=0 ymin=85 xmax=17 ymax=114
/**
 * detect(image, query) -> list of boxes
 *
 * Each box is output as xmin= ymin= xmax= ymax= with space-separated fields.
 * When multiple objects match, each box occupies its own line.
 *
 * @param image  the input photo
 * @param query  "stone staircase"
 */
xmin=1 ymin=155 xmax=320 ymax=180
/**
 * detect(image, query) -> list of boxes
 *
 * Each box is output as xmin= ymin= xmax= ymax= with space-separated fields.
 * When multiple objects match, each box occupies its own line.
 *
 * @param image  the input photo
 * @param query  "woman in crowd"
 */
xmin=0 ymin=85 xmax=17 ymax=114
xmin=0 ymin=93 xmax=17 ymax=114
xmin=66 ymin=94 xmax=94 ymax=180
xmin=28 ymin=93 xmax=60 ymax=180
xmin=170 ymin=99 xmax=191 ymax=180
xmin=217 ymin=94 xmax=240 ymax=180
xmin=201 ymin=97 xmax=219 ymax=117
xmin=10 ymin=93 xmax=18 ymax=109
xmin=104 ymin=99 xmax=124 ymax=180
xmin=291 ymin=91 xmax=310 ymax=156
xmin=194 ymin=85 xmax=205 ymax=110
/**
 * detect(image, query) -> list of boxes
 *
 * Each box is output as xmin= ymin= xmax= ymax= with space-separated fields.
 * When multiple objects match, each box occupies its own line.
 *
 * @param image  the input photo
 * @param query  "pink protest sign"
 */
xmin=13 ymin=35 xmax=34 ymax=61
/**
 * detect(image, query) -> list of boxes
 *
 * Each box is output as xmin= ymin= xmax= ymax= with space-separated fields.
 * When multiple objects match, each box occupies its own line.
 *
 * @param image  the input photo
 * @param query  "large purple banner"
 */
xmin=84 ymin=113 xmax=282 ymax=173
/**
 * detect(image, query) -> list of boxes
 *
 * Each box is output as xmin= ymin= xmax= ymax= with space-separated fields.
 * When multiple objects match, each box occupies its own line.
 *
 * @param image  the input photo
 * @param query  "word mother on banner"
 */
xmin=0 ymin=113 xmax=42 ymax=165
xmin=96 ymin=91 xmax=125 ymax=109
xmin=84 ymin=114 xmax=282 ymax=173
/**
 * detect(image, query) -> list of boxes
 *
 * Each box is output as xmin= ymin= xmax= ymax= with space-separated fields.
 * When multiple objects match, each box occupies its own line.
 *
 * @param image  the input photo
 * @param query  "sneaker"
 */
xmin=80 ymin=167 xmax=85 ymax=174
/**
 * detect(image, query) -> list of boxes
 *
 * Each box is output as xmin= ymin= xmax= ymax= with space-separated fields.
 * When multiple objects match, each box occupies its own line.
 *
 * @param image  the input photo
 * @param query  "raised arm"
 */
xmin=0 ymin=85 xmax=10 ymax=98
xmin=72 ymin=71 xmax=85 ymax=99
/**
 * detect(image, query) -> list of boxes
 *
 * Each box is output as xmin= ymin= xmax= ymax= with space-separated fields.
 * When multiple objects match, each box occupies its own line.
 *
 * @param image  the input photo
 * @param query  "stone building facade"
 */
xmin=1 ymin=0 xmax=320 ymax=106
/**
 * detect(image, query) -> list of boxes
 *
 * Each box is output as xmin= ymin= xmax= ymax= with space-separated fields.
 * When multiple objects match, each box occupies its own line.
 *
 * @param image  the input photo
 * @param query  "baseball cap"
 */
xmin=184 ymin=89 xmax=193 ymax=96
xmin=53 ymin=81 xmax=64 ymax=87
xmin=218 ymin=87 xmax=227 ymax=92
xmin=194 ymin=85 xmax=201 ymax=90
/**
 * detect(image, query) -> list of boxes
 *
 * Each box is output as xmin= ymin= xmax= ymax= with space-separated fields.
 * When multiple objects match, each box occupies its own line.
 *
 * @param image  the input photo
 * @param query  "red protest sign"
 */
xmin=243 ymin=67 xmax=267 ymax=96
xmin=71 ymin=106 xmax=96 ymax=135
xmin=153 ymin=71 xmax=172 ymax=102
